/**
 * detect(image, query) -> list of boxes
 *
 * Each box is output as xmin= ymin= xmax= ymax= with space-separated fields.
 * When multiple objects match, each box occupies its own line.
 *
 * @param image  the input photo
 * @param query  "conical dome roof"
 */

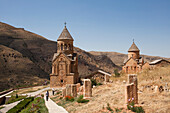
xmin=128 ymin=42 xmax=140 ymax=52
xmin=57 ymin=26 xmax=74 ymax=41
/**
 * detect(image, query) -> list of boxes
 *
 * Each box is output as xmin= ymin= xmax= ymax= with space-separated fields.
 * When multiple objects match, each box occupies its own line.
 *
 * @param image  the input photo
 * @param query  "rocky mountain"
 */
xmin=0 ymin=22 xmax=169 ymax=92
xmin=89 ymin=51 xmax=170 ymax=66
xmin=0 ymin=22 xmax=120 ymax=91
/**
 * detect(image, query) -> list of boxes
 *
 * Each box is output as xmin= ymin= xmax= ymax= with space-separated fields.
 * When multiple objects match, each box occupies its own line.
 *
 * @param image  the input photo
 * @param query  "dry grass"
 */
xmin=57 ymin=66 xmax=170 ymax=113
xmin=138 ymin=66 xmax=170 ymax=86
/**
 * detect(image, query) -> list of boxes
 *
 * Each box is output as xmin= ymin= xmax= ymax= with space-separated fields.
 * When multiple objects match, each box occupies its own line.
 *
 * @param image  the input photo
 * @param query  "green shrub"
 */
xmin=106 ymin=103 xmax=113 ymax=111
xmin=6 ymin=96 xmax=26 ymax=104
xmin=0 ymin=106 xmax=4 ymax=109
xmin=77 ymin=95 xmax=83 ymax=100
xmin=77 ymin=99 xmax=89 ymax=103
xmin=115 ymin=108 xmax=122 ymax=113
xmin=77 ymin=95 xmax=89 ymax=103
xmin=41 ymin=94 xmax=44 ymax=97
xmin=97 ymin=83 xmax=102 ymax=85
xmin=114 ymin=69 xmax=120 ymax=77
xmin=91 ymin=79 xmax=97 ymax=87
xmin=7 ymin=97 xmax=34 ymax=113
xmin=127 ymin=101 xmax=145 ymax=113
xmin=20 ymin=97 xmax=48 ymax=113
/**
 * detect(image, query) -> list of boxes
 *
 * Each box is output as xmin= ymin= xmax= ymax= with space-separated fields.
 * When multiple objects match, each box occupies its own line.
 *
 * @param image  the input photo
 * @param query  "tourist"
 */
xmin=52 ymin=88 xmax=54 ymax=95
xmin=46 ymin=91 xmax=49 ymax=101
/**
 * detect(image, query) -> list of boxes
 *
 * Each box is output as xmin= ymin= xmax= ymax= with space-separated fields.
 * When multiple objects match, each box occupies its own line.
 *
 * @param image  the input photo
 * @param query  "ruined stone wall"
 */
xmin=142 ymin=62 xmax=150 ymax=70
xmin=83 ymin=79 xmax=92 ymax=98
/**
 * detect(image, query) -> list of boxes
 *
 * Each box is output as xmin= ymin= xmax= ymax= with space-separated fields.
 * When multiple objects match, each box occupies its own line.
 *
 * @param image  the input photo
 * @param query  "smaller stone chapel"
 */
xmin=50 ymin=24 xmax=79 ymax=87
xmin=122 ymin=41 xmax=144 ymax=74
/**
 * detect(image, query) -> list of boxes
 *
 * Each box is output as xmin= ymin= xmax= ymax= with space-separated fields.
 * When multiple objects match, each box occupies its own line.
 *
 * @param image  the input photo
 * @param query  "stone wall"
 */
xmin=83 ymin=79 xmax=92 ymax=98
xmin=63 ymin=84 xmax=77 ymax=97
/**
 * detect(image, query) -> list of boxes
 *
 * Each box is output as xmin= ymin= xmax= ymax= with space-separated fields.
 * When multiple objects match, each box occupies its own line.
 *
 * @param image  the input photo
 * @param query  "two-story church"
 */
xmin=122 ymin=41 xmax=144 ymax=74
xmin=50 ymin=24 xmax=79 ymax=87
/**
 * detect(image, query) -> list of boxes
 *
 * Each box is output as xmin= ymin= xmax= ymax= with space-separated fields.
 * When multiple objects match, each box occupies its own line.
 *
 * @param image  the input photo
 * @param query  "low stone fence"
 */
xmin=0 ymin=89 xmax=13 ymax=96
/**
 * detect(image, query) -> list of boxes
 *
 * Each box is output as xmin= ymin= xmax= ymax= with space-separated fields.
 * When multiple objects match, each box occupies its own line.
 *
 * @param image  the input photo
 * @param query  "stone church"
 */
xmin=122 ymin=41 xmax=144 ymax=74
xmin=122 ymin=41 xmax=170 ymax=74
xmin=50 ymin=24 xmax=79 ymax=87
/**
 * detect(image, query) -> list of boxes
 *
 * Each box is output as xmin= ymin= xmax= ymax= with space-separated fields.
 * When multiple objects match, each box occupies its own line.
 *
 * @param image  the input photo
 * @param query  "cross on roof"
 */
xmin=64 ymin=22 xmax=67 ymax=27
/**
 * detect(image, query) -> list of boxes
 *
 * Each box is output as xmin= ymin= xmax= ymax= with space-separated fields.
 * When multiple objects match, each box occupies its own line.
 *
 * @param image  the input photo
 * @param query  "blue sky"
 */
xmin=0 ymin=0 xmax=170 ymax=57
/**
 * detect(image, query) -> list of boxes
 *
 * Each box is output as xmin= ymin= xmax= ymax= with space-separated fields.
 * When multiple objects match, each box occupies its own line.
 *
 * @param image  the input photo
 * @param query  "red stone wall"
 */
xmin=50 ymin=53 xmax=79 ymax=88
xmin=122 ymin=58 xmax=142 ymax=74
xmin=128 ymin=51 xmax=139 ymax=59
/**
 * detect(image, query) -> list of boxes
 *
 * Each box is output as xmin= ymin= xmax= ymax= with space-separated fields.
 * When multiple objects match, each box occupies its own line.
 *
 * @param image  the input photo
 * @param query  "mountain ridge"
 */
xmin=0 ymin=22 xmax=169 ymax=91
xmin=0 ymin=22 xmax=120 ymax=91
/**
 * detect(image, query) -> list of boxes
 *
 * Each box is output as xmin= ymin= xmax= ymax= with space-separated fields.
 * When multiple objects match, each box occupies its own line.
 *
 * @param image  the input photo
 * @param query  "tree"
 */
xmin=114 ymin=69 xmax=120 ymax=77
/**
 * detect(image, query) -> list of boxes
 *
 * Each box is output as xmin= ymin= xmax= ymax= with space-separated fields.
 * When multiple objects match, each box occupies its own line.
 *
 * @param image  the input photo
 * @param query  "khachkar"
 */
xmin=125 ymin=74 xmax=138 ymax=104
xmin=50 ymin=23 xmax=79 ymax=87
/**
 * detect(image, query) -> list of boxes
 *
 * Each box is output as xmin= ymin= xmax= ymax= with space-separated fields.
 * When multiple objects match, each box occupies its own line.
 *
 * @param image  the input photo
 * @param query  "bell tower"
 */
xmin=128 ymin=40 xmax=140 ymax=60
xmin=57 ymin=22 xmax=74 ymax=55
xmin=50 ymin=23 xmax=79 ymax=88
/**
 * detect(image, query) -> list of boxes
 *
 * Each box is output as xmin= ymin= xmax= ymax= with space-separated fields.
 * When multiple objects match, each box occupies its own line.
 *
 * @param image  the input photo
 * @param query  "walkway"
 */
xmin=0 ymin=100 xmax=21 ymax=113
xmin=44 ymin=95 xmax=68 ymax=113
xmin=23 ymin=87 xmax=50 ymax=96
xmin=0 ymin=91 xmax=13 ymax=98
xmin=0 ymin=87 xmax=67 ymax=113
xmin=0 ymin=87 xmax=50 ymax=113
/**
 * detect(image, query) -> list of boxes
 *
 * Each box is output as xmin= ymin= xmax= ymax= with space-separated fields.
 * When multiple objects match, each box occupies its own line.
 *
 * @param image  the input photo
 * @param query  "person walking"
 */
xmin=46 ymin=91 xmax=49 ymax=101
xmin=52 ymin=88 xmax=55 ymax=95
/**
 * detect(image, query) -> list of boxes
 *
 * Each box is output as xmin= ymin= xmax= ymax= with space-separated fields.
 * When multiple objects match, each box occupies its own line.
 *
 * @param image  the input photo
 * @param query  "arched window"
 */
xmin=126 ymin=66 xmax=128 ymax=73
xmin=134 ymin=66 xmax=136 ymax=72
xmin=61 ymin=44 xmax=63 ymax=50
xmin=64 ymin=44 xmax=67 ymax=50
xmin=57 ymin=45 xmax=60 ymax=50
xmin=54 ymin=65 xmax=56 ymax=74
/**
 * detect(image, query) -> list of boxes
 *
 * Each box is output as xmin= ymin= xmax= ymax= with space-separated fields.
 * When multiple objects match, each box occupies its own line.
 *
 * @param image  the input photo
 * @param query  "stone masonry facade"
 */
xmin=50 ymin=25 xmax=79 ymax=87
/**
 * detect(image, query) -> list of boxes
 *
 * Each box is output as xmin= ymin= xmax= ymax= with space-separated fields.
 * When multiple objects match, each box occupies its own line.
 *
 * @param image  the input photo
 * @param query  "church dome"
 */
xmin=128 ymin=42 xmax=140 ymax=52
xmin=57 ymin=26 xmax=74 ymax=41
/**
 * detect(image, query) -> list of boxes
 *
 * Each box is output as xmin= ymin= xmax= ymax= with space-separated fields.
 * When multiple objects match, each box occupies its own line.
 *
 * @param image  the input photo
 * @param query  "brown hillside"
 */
xmin=75 ymin=47 xmax=121 ymax=77
xmin=0 ymin=22 xmax=169 ymax=91
xmin=0 ymin=22 xmax=120 ymax=91
xmin=0 ymin=45 xmax=48 ymax=91
xmin=90 ymin=51 xmax=170 ymax=66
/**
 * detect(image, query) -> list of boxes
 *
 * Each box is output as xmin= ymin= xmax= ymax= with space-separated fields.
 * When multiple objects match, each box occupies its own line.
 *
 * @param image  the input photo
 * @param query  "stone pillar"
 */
xmin=154 ymin=86 xmax=159 ymax=93
xmin=65 ymin=84 xmax=77 ymax=97
xmin=126 ymin=74 xmax=138 ymax=104
xmin=71 ymin=84 xmax=77 ymax=97
xmin=76 ymin=83 xmax=81 ymax=92
xmin=125 ymin=83 xmax=134 ymax=104
xmin=62 ymin=88 xmax=66 ymax=97
xmin=105 ymin=75 xmax=109 ymax=82
xmin=66 ymin=84 xmax=71 ymax=96
xmin=83 ymin=79 xmax=92 ymax=98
